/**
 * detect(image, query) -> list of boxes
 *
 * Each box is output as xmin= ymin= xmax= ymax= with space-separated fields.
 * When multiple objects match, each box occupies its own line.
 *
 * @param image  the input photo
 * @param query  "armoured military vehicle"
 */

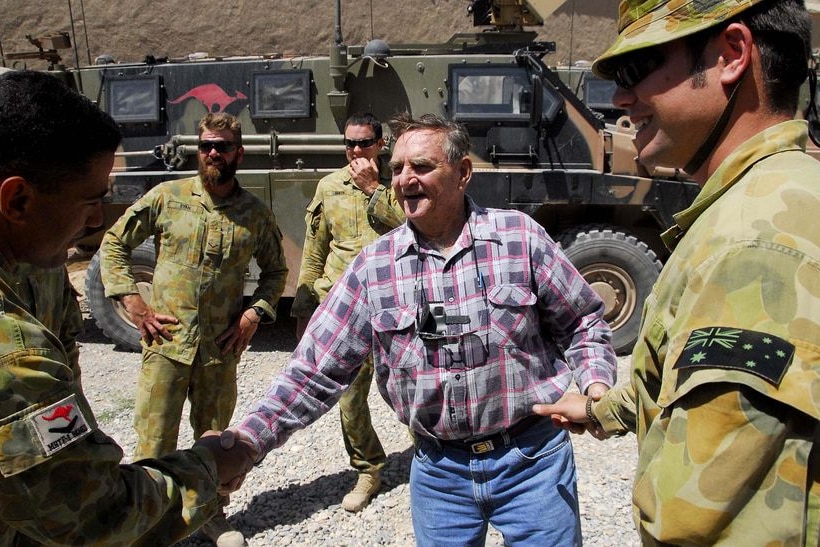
xmin=5 ymin=0 xmax=702 ymax=354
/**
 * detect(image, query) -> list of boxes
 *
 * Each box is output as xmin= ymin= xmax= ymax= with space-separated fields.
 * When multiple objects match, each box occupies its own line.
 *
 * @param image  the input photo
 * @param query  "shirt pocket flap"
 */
xmin=371 ymin=306 xmax=416 ymax=334
xmin=488 ymin=284 xmax=536 ymax=307
xmin=371 ymin=306 xmax=420 ymax=370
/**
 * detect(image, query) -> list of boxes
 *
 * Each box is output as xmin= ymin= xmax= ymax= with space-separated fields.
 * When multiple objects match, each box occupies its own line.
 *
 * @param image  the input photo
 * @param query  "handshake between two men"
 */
xmin=193 ymin=429 xmax=260 ymax=494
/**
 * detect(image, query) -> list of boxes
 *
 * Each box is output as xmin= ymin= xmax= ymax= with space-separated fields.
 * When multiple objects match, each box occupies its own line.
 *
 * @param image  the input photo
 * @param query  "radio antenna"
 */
xmin=66 ymin=0 xmax=84 ymax=92
xmin=370 ymin=0 xmax=375 ymax=40
xmin=79 ymin=0 xmax=91 ymax=65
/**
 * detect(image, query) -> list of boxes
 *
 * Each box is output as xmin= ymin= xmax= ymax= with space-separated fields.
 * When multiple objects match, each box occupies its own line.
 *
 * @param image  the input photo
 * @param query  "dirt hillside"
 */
xmin=2 ymin=1 xmax=619 ymax=69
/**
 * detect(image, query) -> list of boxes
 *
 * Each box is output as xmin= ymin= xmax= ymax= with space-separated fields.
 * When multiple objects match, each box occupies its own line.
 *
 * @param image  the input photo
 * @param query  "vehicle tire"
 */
xmin=85 ymin=239 xmax=156 ymax=352
xmin=558 ymin=226 xmax=661 ymax=355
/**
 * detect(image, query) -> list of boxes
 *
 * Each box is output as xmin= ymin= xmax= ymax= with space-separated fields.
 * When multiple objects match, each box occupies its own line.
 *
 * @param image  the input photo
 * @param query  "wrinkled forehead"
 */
xmin=394 ymin=129 xmax=446 ymax=157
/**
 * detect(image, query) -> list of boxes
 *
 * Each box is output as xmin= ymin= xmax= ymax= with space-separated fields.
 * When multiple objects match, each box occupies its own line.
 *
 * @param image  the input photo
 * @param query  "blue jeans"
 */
xmin=410 ymin=419 xmax=581 ymax=546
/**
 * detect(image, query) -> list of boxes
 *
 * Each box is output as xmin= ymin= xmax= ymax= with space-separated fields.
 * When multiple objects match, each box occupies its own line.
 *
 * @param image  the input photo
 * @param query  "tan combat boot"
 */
xmin=342 ymin=470 xmax=382 ymax=512
xmin=201 ymin=509 xmax=247 ymax=547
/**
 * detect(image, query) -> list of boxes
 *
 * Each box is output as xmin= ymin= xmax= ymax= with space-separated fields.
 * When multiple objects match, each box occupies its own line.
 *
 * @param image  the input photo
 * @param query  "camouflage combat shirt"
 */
xmin=291 ymin=162 xmax=404 ymax=316
xmin=14 ymin=263 xmax=83 ymax=385
xmin=594 ymin=121 xmax=820 ymax=546
xmin=0 ymin=252 xmax=221 ymax=545
xmin=101 ymin=176 xmax=288 ymax=365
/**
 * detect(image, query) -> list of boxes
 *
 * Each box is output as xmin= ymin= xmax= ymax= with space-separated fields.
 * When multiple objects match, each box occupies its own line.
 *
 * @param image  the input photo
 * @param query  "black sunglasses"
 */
xmin=612 ymin=48 xmax=665 ymax=89
xmin=198 ymin=140 xmax=238 ymax=154
xmin=344 ymin=137 xmax=378 ymax=149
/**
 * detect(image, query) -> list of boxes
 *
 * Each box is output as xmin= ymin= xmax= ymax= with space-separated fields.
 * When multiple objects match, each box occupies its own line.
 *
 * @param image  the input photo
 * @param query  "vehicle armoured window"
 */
xmin=583 ymin=76 xmax=618 ymax=110
xmin=449 ymin=65 xmax=562 ymax=124
xmin=105 ymin=75 xmax=163 ymax=124
xmin=450 ymin=66 xmax=529 ymax=120
xmin=582 ymin=73 xmax=625 ymax=123
xmin=250 ymin=70 xmax=311 ymax=119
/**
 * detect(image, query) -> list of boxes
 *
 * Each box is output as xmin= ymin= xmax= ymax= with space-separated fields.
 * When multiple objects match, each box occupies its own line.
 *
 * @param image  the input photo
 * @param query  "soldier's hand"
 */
xmin=533 ymin=392 xmax=609 ymax=439
xmin=195 ymin=430 xmax=258 ymax=495
xmin=216 ymin=312 xmax=259 ymax=356
xmin=586 ymin=381 xmax=609 ymax=400
xmin=583 ymin=383 xmax=610 ymax=440
xmin=121 ymin=293 xmax=178 ymax=345
xmin=349 ymin=157 xmax=380 ymax=195
xmin=218 ymin=428 xmax=262 ymax=494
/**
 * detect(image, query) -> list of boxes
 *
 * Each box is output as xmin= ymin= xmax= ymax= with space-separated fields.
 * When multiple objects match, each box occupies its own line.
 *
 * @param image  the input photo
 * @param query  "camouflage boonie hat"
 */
xmin=592 ymin=0 xmax=767 ymax=79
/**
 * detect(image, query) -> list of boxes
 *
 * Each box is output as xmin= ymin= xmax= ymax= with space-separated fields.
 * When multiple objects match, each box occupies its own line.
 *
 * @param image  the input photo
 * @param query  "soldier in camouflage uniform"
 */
xmin=535 ymin=0 xmax=820 ymax=544
xmin=15 ymin=263 xmax=84 ymax=387
xmin=0 ymin=70 xmax=253 ymax=545
xmin=100 ymin=112 xmax=287 ymax=546
xmin=291 ymin=112 xmax=405 ymax=512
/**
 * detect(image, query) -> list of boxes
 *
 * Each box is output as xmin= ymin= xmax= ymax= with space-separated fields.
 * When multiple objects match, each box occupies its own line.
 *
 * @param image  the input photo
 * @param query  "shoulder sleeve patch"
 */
xmin=673 ymin=327 xmax=794 ymax=386
xmin=30 ymin=394 xmax=93 ymax=456
xmin=0 ymin=394 xmax=94 ymax=477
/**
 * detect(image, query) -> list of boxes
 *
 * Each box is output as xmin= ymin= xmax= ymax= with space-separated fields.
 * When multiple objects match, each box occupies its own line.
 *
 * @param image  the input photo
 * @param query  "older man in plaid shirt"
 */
xmin=225 ymin=112 xmax=617 ymax=546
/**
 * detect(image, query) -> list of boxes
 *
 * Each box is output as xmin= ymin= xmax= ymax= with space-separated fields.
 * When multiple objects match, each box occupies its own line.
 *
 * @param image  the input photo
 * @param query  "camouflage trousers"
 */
xmin=340 ymin=354 xmax=386 ymax=474
xmin=133 ymin=350 xmax=238 ymax=460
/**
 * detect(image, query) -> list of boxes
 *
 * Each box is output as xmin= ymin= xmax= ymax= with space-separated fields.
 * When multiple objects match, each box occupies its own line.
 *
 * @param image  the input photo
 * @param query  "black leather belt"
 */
xmin=438 ymin=415 xmax=544 ymax=454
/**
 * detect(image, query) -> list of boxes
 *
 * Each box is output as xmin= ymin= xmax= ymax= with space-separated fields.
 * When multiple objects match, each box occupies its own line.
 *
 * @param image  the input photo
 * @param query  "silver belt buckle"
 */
xmin=470 ymin=440 xmax=494 ymax=454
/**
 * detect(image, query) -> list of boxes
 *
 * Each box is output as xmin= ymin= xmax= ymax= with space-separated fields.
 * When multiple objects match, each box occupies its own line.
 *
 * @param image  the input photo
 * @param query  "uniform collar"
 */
xmin=192 ymin=175 xmax=243 ymax=209
xmin=661 ymin=120 xmax=808 ymax=250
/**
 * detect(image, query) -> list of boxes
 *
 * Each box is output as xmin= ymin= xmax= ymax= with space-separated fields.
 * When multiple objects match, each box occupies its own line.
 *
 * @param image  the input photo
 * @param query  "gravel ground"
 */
xmin=69 ymin=258 xmax=640 ymax=547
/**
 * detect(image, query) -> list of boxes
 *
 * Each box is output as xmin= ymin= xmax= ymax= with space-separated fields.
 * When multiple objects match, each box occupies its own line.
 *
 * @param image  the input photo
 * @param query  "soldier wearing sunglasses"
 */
xmin=291 ymin=112 xmax=404 ymax=512
xmin=536 ymin=0 xmax=820 ymax=544
xmin=100 ymin=112 xmax=287 ymax=546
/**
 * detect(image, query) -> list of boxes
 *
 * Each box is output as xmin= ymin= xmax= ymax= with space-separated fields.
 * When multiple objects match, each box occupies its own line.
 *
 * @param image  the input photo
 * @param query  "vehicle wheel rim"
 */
xmin=579 ymin=262 xmax=637 ymax=332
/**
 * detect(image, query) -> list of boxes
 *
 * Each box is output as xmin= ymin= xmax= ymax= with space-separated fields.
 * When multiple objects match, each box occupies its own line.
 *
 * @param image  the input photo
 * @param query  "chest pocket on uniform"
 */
xmin=325 ymin=191 xmax=360 ymax=241
xmin=635 ymin=300 xmax=671 ymax=409
xmin=159 ymin=201 xmax=204 ymax=266
xmin=204 ymin=217 xmax=240 ymax=270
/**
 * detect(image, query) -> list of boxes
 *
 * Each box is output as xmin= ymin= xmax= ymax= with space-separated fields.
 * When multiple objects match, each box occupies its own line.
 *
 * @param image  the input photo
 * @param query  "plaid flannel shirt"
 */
xmin=238 ymin=198 xmax=616 ymax=451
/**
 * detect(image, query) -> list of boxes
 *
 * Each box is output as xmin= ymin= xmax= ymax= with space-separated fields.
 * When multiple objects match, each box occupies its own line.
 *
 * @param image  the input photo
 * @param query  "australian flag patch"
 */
xmin=673 ymin=327 xmax=794 ymax=386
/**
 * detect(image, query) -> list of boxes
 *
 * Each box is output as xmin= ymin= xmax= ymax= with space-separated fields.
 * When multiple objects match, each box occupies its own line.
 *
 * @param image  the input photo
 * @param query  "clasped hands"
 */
xmin=194 ymin=429 xmax=260 ymax=495
xmin=532 ymin=381 xmax=609 ymax=440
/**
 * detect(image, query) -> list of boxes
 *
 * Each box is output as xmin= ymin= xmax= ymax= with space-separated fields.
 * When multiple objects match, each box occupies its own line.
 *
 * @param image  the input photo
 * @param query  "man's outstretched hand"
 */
xmin=220 ymin=428 xmax=263 ymax=493
xmin=194 ymin=430 xmax=259 ymax=495
xmin=533 ymin=384 xmax=610 ymax=440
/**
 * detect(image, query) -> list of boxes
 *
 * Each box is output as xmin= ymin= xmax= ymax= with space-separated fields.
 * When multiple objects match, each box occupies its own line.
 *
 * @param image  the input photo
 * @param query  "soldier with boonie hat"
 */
xmin=593 ymin=0 xmax=771 ymax=81
xmin=535 ymin=0 xmax=820 ymax=544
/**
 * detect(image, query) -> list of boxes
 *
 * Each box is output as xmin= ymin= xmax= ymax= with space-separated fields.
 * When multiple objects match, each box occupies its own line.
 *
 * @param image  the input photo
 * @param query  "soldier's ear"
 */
xmin=0 ymin=176 xmax=35 ymax=223
xmin=718 ymin=22 xmax=753 ymax=86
